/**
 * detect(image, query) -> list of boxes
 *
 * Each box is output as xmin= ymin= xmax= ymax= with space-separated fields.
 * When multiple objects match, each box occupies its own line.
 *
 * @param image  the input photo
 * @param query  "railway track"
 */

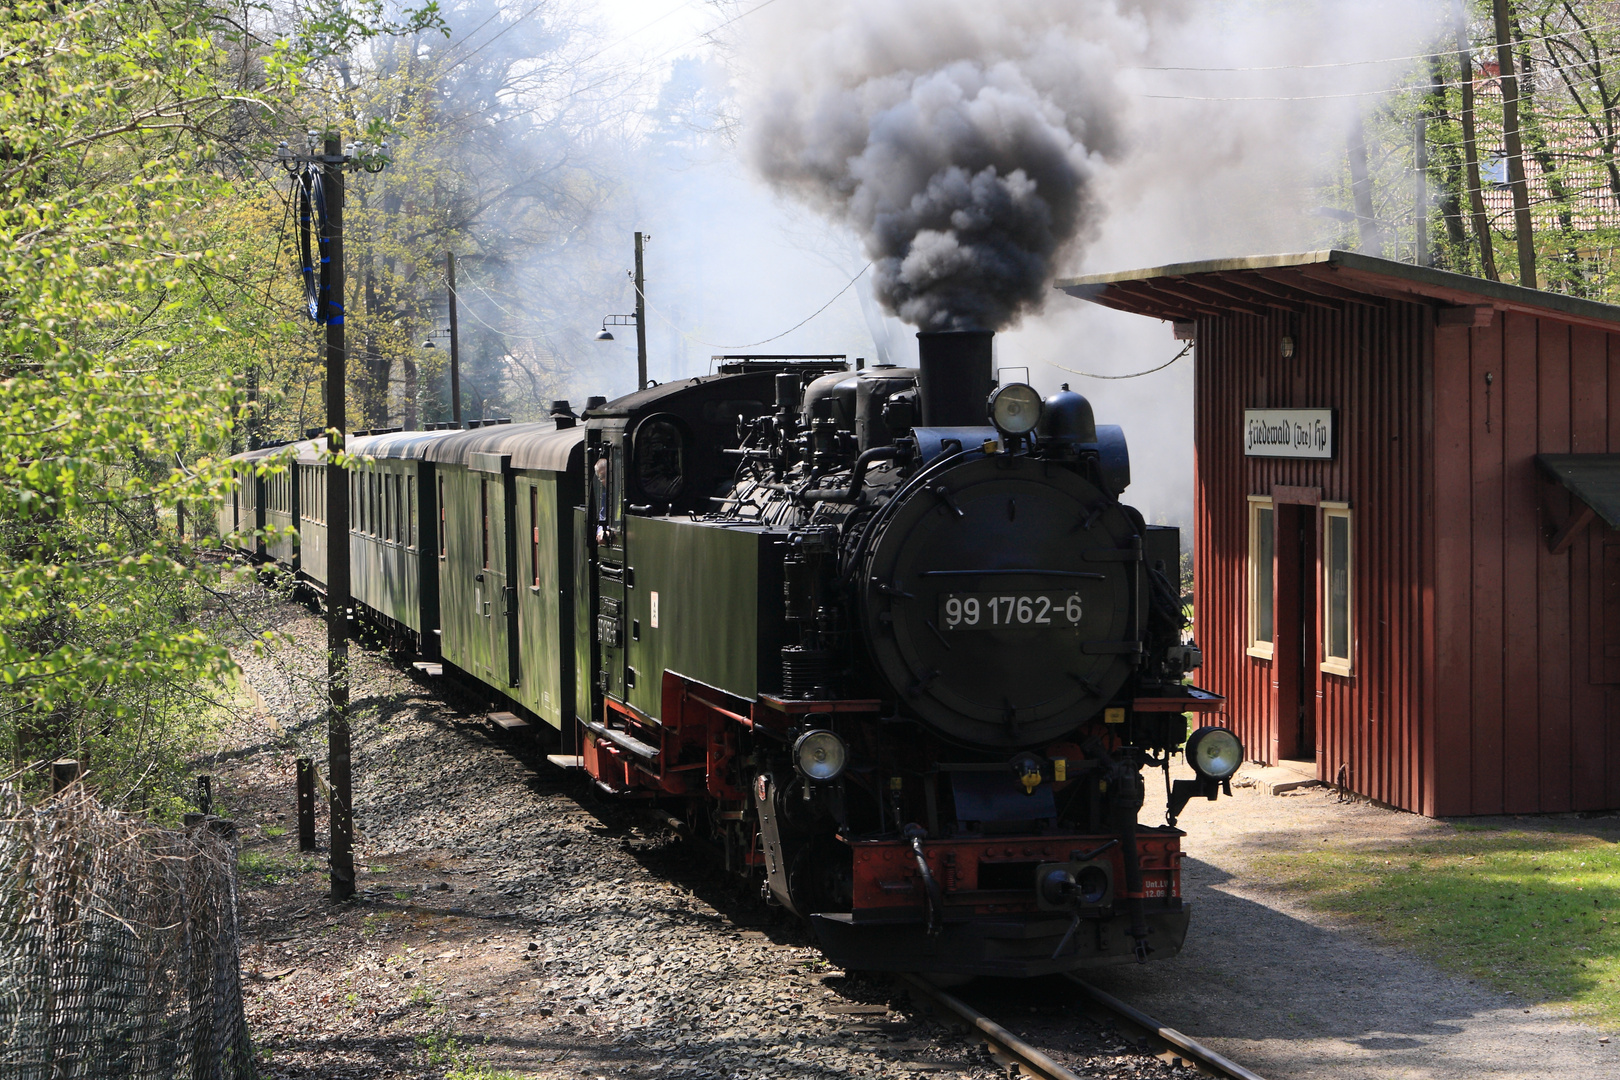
xmin=900 ymin=972 xmax=1267 ymax=1080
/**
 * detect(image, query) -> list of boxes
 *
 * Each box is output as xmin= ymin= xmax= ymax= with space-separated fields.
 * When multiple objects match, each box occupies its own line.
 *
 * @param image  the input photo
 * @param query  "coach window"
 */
xmin=437 ymin=475 xmax=447 ymax=559
xmin=371 ymin=472 xmax=381 ymax=537
xmin=1322 ymin=503 xmax=1353 ymax=676
xmin=530 ymin=486 xmax=540 ymax=588
xmin=1247 ymin=495 xmax=1274 ymax=660
xmin=480 ymin=478 xmax=491 ymax=569
xmin=407 ymin=479 xmax=417 ymax=550
xmin=392 ymin=474 xmax=403 ymax=545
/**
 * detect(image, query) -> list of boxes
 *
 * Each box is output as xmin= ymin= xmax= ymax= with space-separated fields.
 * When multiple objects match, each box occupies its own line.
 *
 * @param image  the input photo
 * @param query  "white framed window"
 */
xmin=1247 ymin=495 xmax=1274 ymax=659
xmin=1322 ymin=502 xmax=1353 ymax=676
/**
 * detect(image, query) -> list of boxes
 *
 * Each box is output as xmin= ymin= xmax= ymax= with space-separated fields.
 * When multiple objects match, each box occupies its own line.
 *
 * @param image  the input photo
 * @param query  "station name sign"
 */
xmin=1243 ymin=408 xmax=1336 ymax=459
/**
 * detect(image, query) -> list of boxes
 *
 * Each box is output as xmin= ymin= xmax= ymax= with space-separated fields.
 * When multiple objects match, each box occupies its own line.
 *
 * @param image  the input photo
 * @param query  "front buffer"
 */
xmin=809 ymin=828 xmax=1189 ymax=978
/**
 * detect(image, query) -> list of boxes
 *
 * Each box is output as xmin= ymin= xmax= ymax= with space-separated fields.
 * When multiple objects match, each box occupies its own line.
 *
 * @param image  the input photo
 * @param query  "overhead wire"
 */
xmin=639 ymin=262 xmax=871 ymax=350
xmin=1137 ymin=34 xmax=1620 ymax=101
xmin=1131 ymin=18 xmax=1620 ymax=72
xmin=1051 ymin=342 xmax=1192 ymax=381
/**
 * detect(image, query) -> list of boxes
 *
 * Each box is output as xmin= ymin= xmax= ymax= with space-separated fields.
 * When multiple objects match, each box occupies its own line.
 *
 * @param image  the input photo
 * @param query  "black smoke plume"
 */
xmin=746 ymin=3 xmax=1143 ymax=331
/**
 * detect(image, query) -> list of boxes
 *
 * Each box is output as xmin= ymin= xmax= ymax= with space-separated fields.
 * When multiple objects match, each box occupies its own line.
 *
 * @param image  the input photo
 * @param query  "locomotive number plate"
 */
xmin=939 ymin=591 xmax=1082 ymax=630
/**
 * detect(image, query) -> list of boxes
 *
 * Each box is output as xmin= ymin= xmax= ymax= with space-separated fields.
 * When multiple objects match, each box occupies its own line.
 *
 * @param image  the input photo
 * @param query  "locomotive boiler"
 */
xmin=221 ymin=328 xmax=1240 ymax=979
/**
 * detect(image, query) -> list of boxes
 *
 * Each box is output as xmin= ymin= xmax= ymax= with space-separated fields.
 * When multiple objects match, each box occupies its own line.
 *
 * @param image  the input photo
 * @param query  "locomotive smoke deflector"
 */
xmin=916 ymin=329 xmax=994 ymax=427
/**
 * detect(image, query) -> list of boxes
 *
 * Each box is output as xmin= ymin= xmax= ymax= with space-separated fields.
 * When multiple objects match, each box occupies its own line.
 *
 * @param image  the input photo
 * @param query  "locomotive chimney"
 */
xmin=916 ymin=330 xmax=994 ymax=428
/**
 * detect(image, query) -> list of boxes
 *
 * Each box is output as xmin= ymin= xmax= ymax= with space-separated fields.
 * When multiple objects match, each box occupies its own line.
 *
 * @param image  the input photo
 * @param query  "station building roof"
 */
xmin=1055 ymin=249 xmax=1620 ymax=333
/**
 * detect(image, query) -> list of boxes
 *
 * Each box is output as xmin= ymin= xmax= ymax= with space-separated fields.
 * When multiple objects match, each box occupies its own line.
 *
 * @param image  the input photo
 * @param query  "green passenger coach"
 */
xmin=426 ymin=422 xmax=585 ymax=727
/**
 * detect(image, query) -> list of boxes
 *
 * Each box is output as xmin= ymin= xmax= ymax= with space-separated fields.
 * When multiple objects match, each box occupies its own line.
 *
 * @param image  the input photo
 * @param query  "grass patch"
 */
xmin=236 ymin=850 xmax=314 ymax=887
xmin=1259 ymin=821 xmax=1620 ymax=1023
xmin=262 ymin=825 xmax=286 ymax=839
xmin=416 ymin=1030 xmax=527 ymax=1079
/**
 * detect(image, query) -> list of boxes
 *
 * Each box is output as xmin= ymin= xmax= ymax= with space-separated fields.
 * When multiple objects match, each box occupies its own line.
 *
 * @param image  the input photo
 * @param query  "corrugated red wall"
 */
xmin=1430 ymin=314 xmax=1620 ymax=815
xmin=1193 ymin=301 xmax=1432 ymax=813
xmin=1196 ymin=300 xmax=1620 ymax=816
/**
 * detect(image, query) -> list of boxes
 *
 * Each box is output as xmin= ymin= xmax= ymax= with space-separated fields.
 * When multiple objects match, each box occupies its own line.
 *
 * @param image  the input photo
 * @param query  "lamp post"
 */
xmin=595 ymin=231 xmax=649 ymax=390
xmin=275 ymin=130 xmax=388 ymax=903
xmin=421 ymin=325 xmax=461 ymax=426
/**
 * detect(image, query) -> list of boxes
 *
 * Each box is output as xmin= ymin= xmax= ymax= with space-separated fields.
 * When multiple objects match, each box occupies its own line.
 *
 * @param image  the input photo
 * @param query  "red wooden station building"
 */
xmin=1058 ymin=250 xmax=1620 ymax=817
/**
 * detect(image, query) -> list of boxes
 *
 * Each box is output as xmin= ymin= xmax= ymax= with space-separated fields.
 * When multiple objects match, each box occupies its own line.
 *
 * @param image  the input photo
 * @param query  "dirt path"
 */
xmin=1088 ymin=773 xmax=1620 ymax=1079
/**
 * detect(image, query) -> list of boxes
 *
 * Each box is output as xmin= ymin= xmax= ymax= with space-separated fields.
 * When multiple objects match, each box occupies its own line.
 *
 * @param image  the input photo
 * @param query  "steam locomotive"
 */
xmin=218 ymin=328 xmax=1238 ymax=978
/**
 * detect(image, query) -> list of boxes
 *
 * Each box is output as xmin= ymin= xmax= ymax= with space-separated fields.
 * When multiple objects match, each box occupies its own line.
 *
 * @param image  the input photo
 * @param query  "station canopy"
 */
xmin=1055 ymin=249 xmax=1620 ymax=332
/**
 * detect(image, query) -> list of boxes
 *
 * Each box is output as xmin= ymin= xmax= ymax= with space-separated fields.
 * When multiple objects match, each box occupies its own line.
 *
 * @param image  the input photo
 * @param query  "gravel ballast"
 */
xmin=215 ymin=587 xmax=1195 ymax=1079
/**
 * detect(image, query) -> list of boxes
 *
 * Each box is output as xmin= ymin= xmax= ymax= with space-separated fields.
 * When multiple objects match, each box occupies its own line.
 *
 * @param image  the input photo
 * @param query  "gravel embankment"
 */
xmin=212 ymin=585 xmax=1193 ymax=1079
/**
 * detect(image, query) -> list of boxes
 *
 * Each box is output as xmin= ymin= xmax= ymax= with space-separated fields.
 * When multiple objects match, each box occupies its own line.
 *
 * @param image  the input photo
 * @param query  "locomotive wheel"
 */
xmin=860 ymin=455 xmax=1137 ymax=748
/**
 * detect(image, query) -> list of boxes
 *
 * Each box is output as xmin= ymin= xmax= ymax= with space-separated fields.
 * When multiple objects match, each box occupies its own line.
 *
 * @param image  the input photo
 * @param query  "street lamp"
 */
xmin=593 ymin=231 xmax=649 ymax=389
xmin=595 ymin=313 xmax=636 ymax=343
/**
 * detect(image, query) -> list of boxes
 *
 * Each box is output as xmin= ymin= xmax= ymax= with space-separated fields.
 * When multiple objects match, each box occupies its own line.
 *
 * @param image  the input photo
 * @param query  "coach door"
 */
xmin=589 ymin=431 xmax=628 ymax=703
xmin=470 ymin=453 xmax=520 ymax=688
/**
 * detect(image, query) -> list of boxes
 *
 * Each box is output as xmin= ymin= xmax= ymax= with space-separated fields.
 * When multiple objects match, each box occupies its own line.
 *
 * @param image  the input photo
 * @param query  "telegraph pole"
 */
xmin=447 ymin=251 xmax=462 ymax=425
xmin=1415 ymin=115 xmax=1429 ymax=267
xmin=633 ymin=232 xmax=648 ymax=391
xmin=275 ymin=128 xmax=387 ymax=903
xmin=321 ymin=135 xmax=355 ymax=903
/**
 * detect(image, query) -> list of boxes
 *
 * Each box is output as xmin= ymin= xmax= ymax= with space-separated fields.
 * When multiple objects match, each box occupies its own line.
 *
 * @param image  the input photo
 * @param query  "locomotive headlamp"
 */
xmin=988 ymin=383 xmax=1043 ymax=437
xmin=794 ymin=730 xmax=848 ymax=782
xmin=1185 ymin=726 xmax=1244 ymax=781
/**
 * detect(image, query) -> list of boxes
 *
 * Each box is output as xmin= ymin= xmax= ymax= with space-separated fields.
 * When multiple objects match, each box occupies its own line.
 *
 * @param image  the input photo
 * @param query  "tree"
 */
xmin=0 ymin=0 xmax=436 ymax=813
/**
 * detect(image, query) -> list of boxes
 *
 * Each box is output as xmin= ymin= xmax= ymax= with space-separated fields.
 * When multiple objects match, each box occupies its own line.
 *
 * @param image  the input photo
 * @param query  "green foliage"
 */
xmin=1331 ymin=0 xmax=1620 ymax=298
xmin=0 ymin=0 xmax=440 ymax=815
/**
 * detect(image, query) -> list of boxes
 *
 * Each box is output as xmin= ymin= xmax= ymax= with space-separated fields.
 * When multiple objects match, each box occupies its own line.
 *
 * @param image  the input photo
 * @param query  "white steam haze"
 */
xmin=399 ymin=0 xmax=1445 ymax=527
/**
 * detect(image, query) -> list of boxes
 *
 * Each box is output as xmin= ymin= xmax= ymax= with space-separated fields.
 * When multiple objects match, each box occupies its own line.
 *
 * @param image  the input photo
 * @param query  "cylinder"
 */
xmin=916 ymin=330 xmax=994 ymax=428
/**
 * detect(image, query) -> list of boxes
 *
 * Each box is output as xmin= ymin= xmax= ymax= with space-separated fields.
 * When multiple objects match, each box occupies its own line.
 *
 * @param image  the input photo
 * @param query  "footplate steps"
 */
xmin=488 ymin=711 xmax=529 ymax=731
xmin=583 ymin=719 xmax=660 ymax=761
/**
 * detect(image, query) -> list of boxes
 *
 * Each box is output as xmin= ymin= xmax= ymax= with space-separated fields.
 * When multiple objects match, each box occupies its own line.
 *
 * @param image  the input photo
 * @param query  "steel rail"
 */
xmin=1064 ymin=974 xmax=1270 ymax=1080
xmin=898 ymin=974 xmax=1084 ymax=1080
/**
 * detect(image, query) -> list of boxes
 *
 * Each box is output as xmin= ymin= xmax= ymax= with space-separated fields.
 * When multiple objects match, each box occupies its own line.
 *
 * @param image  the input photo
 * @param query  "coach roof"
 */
xmin=348 ymin=428 xmax=463 ymax=461
xmin=424 ymin=421 xmax=585 ymax=473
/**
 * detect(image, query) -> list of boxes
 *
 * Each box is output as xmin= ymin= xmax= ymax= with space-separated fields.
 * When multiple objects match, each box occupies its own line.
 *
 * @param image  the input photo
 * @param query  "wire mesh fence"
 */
xmin=0 ymin=783 xmax=255 ymax=1079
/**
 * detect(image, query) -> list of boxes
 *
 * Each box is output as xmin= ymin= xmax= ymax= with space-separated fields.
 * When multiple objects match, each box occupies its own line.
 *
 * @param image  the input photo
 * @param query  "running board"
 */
xmin=488 ymin=711 xmax=529 ymax=731
xmin=546 ymin=754 xmax=584 ymax=770
xmin=583 ymin=719 xmax=660 ymax=761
